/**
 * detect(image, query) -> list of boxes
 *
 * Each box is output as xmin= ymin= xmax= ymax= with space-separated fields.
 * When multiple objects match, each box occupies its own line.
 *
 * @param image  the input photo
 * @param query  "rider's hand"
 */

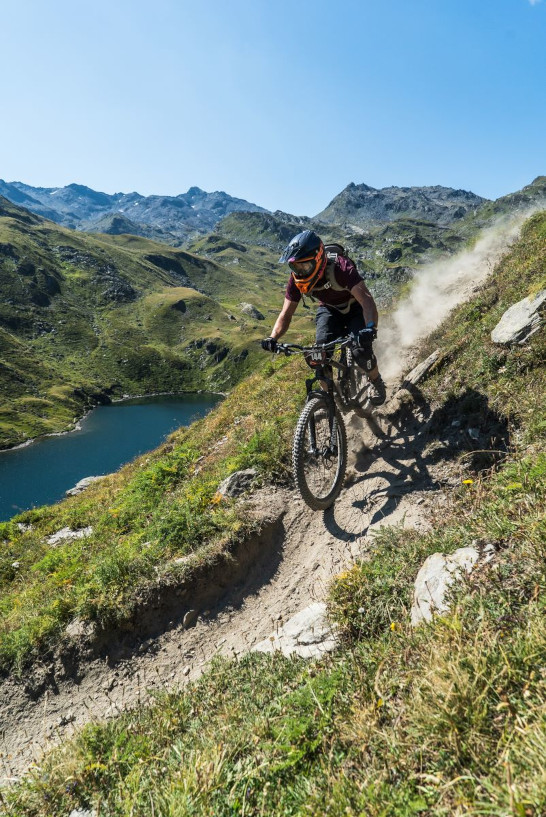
xmin=261 ymin=336 xmax=278 ymax=353
xmin=358 ymin=325 xmax=376 ymax=345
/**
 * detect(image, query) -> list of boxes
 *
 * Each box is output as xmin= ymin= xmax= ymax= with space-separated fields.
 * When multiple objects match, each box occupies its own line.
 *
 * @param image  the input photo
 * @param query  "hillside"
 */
xmin=0 ymin=197 xmax=308 ymax=449
xmin=1 ymin=210 xmax=544 ymax=814
xmin=211 ymin=209 xmax=468 ymax=305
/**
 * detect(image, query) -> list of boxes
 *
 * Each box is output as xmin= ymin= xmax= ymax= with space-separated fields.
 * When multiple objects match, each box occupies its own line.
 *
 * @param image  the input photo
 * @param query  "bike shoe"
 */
xmin=368 ymin=374 xmax=387 ymax=406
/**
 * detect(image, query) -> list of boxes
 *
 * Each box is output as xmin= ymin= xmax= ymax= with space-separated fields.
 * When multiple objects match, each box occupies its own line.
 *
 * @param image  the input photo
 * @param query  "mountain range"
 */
xmin=0 ymin=181 xmax=267 ymax=243
xmin=0 ymin=174 xmax=544 ymax=449
xmin=0 ymin=178 xmax=502 ymax=245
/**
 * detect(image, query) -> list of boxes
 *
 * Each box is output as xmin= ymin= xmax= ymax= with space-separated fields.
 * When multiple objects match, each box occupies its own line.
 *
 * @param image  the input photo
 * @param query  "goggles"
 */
xmin=288 ymin=257 xmax=315 ymax=279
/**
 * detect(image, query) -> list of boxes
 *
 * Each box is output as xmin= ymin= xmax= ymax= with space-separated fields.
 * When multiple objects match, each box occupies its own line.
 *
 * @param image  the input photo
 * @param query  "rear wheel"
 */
xmin=292 ymin=396 xmax=348 ymax=510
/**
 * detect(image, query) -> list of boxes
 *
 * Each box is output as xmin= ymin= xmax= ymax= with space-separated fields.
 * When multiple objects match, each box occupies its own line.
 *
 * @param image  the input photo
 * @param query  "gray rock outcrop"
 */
xmin=239 ymin=303 xmax=265 ymax=321
xmin=65 ymin=475 xmax=106 ymax=496
xmin=491 ymin=290 xmax=545 ymax=345
xmin=217 ymin=468 xmax=257 ymax=498
xmin=411 ymin=545 xmax=494 ymax=625
xmin=253 ymin=602 xmax=338 ymax=658
xmin=46 ymin=527 xmax=93 ymax=546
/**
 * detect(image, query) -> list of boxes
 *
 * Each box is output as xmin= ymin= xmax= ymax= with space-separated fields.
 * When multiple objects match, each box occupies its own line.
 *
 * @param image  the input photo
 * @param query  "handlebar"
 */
xmin=272 ymin=329 xmax=375 ymax=356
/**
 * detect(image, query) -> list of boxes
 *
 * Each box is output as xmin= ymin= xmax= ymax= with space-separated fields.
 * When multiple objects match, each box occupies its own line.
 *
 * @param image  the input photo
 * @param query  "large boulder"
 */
xmin=491 ymin=290 xmax=545 ymax=345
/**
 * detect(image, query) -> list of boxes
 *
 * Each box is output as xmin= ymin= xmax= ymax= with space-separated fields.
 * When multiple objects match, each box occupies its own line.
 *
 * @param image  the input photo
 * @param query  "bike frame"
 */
xmin=276 ymin=335 xmax=360 ymax=455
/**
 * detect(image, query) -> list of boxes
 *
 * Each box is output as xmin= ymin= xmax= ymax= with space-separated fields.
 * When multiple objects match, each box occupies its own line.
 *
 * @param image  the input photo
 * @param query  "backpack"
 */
xmin=324 ymin=243 xmax=349 ymax=263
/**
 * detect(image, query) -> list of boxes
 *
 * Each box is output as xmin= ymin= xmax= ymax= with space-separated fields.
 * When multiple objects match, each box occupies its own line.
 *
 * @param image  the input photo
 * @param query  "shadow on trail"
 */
xmin=322 ymin=385 xmax=510 ymax=543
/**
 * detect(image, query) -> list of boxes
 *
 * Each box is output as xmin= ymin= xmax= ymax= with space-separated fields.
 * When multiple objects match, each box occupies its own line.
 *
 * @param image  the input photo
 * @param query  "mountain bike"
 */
xmin=274 ymin=331 xmax=375 ymax=511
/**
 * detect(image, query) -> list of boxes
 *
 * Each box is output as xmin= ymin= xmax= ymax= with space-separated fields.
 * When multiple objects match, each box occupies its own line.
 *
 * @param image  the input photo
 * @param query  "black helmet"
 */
xmin=279 ymin=230 xmax=326 ymax=294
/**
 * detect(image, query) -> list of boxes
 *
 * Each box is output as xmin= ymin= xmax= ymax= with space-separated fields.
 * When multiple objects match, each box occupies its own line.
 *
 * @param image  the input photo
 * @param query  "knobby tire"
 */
xmin=292 ymin=396 xmax=348 ymax=511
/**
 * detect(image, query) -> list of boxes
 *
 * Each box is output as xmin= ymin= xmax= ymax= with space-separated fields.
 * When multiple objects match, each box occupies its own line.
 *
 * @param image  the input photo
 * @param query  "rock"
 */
xmin=403 ymin=349 xmax=441 ymax=386
xmin=183 ymin=610 xmax=198 ymax=629
xmin=384 ymin=246 xmax=403 ymax=262
xmin=253 ymin=602 xmax=338 ymax=658
xmin=65 ymin=617 xmax=96 ymax=640
xmin=46 ymin=526 xmax=93 ymax=546
xmin=100 ymin=278 xmax=137 ymax=303
xmin=16 ymin=259 xmax=36 ymax=276
xmin=239 ymin=302 xmax=265 ymax=320
xmin=217 ymin=468 xmax=258 ymax=498
xmin=491 ymin=290 xmax=546 ymax=345
xmin=411 ymin=546 xmax=483 ymax=625
xmin=65 ymin=476 xmax=106 ymax=496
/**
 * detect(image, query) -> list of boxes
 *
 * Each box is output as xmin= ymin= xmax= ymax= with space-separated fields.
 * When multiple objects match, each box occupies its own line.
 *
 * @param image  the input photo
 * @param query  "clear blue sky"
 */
xmin=1 ymin=0 xmax=545 ymax=215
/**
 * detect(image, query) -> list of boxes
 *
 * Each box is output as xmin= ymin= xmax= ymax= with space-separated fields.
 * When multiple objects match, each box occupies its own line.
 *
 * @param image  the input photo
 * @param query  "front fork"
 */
xmin=305 ymin=368 xmax=338 ymax=455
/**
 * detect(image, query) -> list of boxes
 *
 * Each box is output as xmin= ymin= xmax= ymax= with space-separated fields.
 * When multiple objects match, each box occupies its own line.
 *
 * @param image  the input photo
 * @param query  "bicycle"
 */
xmin=273 ymin=330 xmax=375 ymax=511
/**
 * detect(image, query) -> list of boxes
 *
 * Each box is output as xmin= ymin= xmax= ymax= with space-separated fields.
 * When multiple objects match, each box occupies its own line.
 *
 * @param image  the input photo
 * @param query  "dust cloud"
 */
xmin=376 ymin=209 xmax=541 ymax=381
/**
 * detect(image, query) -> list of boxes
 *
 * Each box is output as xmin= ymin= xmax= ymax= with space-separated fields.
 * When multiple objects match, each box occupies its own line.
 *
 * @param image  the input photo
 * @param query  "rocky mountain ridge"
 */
xmin=0 ymin=180 xmax=267 ymax=243
xmin=315 ymin=182 xmax=488 ymax=226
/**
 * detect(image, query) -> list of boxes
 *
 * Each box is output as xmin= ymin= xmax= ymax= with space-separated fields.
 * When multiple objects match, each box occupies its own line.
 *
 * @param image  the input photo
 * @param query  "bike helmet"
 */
xmin=279 ymin=230 xmax=327 ymax=294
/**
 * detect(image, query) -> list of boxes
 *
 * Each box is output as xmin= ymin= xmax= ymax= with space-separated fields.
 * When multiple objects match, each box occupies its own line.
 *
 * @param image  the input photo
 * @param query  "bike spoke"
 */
xmin=300 ymin=406 xmax=341 ymax=500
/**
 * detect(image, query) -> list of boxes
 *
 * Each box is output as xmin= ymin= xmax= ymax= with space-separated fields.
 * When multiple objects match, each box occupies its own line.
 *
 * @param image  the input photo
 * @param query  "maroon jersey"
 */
xmin=285 ymin=255 xmax=362 ymax=311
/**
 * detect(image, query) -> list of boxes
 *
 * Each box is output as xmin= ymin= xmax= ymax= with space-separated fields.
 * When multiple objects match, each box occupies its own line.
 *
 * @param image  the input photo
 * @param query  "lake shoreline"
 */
xmin=0 ymin=393 xmax=223 ymax=522
xmin=0 ymin=390 xmax=227 ymax=454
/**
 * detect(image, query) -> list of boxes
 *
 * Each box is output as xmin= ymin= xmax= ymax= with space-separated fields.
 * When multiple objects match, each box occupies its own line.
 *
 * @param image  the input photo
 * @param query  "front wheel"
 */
xmin=292 ymin=396 xmax=348 ymax=510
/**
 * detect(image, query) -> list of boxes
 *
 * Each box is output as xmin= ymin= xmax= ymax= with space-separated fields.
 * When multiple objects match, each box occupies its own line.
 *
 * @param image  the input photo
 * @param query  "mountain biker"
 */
xmin=261 ymin=230 xmax=386 ymax=405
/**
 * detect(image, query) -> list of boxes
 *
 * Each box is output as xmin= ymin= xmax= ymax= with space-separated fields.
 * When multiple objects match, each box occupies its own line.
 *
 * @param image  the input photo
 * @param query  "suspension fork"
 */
xmin=305 ymin=370 xmax=338 ymax=454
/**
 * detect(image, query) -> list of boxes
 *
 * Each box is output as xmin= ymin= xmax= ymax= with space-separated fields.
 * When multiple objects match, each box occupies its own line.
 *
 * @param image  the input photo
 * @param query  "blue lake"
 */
xmin=0 ymin=394 xmax=221 ymax=522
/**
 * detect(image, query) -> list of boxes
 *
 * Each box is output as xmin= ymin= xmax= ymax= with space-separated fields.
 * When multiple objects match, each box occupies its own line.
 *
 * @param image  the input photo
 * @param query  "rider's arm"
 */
xmin=350 ymin=281 xmax=379 ymax=327
xmin=270 ymin=298 xmax=299 ymax=339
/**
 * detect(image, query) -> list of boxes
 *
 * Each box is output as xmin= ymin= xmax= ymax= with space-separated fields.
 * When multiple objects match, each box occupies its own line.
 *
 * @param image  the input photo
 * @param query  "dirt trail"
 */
xmin=0 ymin=215 xmax=524 ymax=784
xmin=0 ymin=395 xmax=447 ymax=785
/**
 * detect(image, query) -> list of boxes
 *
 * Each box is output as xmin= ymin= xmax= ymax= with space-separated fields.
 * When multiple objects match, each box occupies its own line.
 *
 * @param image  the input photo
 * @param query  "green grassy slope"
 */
xmin=212 ymin=209 xmax=469 ymax=306
xmin=0 ymin=198 xmax=309 ymax=449
xmin=3 ymin=213 xmax=546 ymax=815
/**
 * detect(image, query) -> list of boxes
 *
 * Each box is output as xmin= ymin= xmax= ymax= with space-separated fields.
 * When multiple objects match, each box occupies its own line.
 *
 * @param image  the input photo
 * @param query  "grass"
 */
xmin=0 ymin=198 xmax=310 ymax=448
xmin=1 ymin=211 xmax=545 ymax=815
xmin=0 ymin=354 xmax=309 ymax=673
xmin=4 ymin=453 xmax=545 ymax=815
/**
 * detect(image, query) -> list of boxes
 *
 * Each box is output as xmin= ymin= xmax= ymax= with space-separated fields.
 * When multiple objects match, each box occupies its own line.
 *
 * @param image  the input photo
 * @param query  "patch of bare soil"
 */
xmin=0 ymin=376 xmax=474 ymax=786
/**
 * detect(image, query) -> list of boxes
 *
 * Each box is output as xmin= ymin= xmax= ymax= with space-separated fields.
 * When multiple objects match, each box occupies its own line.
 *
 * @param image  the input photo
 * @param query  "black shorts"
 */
xmin=315 ymin=302 xmax=365 ymax=344
xmin=315 ymin=303 xmax=377 ymax=373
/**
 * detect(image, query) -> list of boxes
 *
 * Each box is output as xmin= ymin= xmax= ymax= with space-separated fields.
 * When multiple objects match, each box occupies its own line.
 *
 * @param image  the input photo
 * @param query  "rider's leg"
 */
xmin=347 ymin=306 xmax=378 ymax=377
xmin=347 ymin=306 xmax=385 ymax=404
